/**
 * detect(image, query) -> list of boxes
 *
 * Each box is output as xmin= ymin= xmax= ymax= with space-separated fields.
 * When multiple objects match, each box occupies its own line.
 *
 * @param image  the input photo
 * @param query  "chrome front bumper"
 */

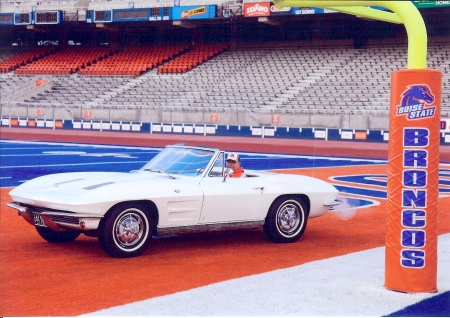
xmin=7 ymin=202 xmax=103 ymax=231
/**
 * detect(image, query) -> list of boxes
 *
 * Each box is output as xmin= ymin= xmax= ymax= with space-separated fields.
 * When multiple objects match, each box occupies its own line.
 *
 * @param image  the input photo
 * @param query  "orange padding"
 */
xmin=385 ymin=69 xmax=442 ymax=293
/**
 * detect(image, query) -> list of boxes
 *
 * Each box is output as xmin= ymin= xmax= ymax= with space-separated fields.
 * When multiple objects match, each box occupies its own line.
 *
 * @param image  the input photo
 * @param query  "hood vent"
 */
xmin=54 ymin=179 xmax=84 ymax=187
xmin=83 ymin=182 xmax=115 ymax=190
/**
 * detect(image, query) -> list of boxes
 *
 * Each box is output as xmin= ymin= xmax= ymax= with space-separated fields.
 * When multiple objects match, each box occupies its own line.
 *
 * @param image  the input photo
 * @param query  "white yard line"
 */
xmin=0 ymin=161 xmax=149 ymax=169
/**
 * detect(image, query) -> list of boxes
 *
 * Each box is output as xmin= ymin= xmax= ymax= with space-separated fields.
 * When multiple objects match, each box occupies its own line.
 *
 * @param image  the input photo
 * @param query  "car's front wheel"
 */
xmin=98 ymin=203 xmax=152 ymax=258
xmin=264 ymin=196 xmax=308 ymax=243
xmin=36 ymin=226 xmax=80 ymax=243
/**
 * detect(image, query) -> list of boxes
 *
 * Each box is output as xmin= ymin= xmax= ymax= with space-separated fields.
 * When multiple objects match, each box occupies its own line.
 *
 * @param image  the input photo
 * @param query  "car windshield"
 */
xmin=140 ymin=147 xmax=216 ymax=176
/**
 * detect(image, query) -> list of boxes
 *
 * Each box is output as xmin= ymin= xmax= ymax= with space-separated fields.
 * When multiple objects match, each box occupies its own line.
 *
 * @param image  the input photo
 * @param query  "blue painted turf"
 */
xmin=385 ymin=291 xmax=450 ymax=317
xmin=0 ymin=140 xmax=385 ymax=188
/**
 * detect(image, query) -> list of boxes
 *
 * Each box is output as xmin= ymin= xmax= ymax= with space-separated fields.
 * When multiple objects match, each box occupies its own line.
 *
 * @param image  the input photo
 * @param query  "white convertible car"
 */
xmin=7 ymin=145 xmax=341 ymax=258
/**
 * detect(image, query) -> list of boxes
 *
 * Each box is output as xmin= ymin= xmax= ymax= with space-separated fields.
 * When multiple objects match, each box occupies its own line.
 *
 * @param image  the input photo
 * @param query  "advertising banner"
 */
xmin=243 ymin=3 xmax=271 ymax=17
xmin=385 ymin=69 xmax=442 ymax=293
xmin=269 ymin=3 xmax=293 ymax=15
xmin=292 ymin=7 xmax=336 ymax=15
xmin=171 ymin=5 xmax=216 ymax=20
xmin=413 ymin=0 xmax=450 ymax=9
xmin=291 ymin=5 xmax=386 ymax=16
xmin=243 ymin=2 xmax=295 ymax=17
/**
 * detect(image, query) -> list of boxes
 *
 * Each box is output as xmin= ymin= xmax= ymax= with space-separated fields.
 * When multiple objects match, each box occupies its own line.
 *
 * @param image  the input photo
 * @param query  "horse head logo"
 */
xmin=397 ymin=84 xmax=437 ymax=120
xmin=401 ymin=85 xmax=435 ymax=107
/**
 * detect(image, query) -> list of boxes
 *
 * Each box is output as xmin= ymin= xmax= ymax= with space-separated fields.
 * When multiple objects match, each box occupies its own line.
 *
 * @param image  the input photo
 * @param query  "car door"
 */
xmin=198 ymin=154 xmax=271 ymax=223
xmin=155 ymin=177 xmax=204 ymax=227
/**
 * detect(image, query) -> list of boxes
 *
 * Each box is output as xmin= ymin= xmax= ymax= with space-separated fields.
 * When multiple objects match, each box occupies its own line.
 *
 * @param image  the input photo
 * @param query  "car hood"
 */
xmin=8 ymin=171 xmax=187 ymax=211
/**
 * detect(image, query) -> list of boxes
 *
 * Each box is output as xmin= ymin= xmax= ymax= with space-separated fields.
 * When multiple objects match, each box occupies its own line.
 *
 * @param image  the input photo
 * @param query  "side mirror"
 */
xmin=222 ymin=168 xmax=232 ymax=182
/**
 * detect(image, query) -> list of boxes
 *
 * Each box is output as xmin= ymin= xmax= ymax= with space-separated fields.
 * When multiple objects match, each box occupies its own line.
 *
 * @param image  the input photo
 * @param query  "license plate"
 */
xmin=33 ymin=214 xmax=47 ymax=227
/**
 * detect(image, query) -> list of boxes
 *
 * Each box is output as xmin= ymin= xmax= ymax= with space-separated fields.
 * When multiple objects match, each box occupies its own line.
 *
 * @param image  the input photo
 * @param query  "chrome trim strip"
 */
xmin=8 ymin=202 xmax=35 ymax=226
xmin=6 ymin=202 xmax=28 ymax=213
xmin=40 ymin=211 xmax=103 ymax=219
xmin=157 ymin=220 xmax=265 ymax=236
xmin=324 ymin=199 xmax=343 ymax=207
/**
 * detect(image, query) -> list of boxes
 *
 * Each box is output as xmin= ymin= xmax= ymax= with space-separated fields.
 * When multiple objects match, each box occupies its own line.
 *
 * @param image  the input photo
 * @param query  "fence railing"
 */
xmin=0 ymin=77 xmax=38 ymax=102
xmin=0 ymin=101 xmax=392 ymax=116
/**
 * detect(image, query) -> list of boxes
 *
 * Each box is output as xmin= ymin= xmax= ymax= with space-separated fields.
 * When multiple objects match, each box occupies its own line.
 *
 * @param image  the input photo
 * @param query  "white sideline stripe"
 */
xmin=81 ymin=234 xmax=450 ymax=317
xmin=2 ymin=141 xmax=387 ymax=163
xmin=0 ymin=140 xmax=161 ymax=150
xmin=0 ymin=151 xmax=157 ymax=157
xmin=0 ymin=161 xmax=149 ymax=169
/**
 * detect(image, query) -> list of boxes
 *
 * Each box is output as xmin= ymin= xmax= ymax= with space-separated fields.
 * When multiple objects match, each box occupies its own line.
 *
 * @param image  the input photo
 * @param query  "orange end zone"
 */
xmin=1 ymin=164 xmax=449 ymax=316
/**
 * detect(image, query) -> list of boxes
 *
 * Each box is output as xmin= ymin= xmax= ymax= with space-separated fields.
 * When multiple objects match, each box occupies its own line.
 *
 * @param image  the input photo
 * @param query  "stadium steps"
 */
xmin=90 ymin=71 xmax=158 ymax=104
xmin=263 ymin=51 xmax=361 ymax=109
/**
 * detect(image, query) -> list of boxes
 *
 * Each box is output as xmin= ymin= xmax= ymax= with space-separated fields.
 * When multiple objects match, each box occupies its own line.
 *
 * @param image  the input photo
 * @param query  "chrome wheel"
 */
xmin=264 ymin=196 xmax=308 ymax=243
xmin=276 ymin=203 xmax=301 ymax=236
xmin=114 ymin=210 xmax=145 ymax=248
xmin=99 ymin=203 xmax=152 ymax=258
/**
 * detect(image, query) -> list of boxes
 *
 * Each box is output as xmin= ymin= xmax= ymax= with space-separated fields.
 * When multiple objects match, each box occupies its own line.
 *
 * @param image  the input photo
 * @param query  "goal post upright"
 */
xmin=272 ymin=0 xmax=442 ymax=293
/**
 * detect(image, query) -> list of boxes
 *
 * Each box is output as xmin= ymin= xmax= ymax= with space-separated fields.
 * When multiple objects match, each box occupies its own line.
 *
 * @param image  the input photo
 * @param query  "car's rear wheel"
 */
xmin=36 ymin=226 xmax=80 ymax=243
xmin=264 ymin=196 xmax=308 ymax=243
xmin=98 ymin=203 xmax=152 ymax=258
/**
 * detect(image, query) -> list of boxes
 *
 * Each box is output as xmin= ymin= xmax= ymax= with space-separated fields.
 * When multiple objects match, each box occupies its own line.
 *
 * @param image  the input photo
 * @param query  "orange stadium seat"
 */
xmin=157 ymin=43 xmax=229 ymax=74
xmin=78 ymin=44 xmax=190 ymax=77
xmin=0 ymin=46 xmax=57 ymax=73
xmin=11 ymin=47 xmax=115 ymax=76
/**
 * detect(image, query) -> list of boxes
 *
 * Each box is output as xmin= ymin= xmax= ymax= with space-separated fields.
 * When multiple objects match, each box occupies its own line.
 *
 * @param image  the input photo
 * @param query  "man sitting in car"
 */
xmin=226 ymin=153 xmax=247 ymax=178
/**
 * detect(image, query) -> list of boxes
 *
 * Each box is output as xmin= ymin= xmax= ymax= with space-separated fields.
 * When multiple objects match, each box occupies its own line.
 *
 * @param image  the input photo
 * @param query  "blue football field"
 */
xmin=0 ymin=139 xmax=386 ymax=188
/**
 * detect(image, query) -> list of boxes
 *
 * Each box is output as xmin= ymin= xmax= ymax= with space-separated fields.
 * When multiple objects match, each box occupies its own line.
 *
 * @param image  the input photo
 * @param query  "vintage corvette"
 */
xmin=7 ymin=144 xmax=342 ymax=258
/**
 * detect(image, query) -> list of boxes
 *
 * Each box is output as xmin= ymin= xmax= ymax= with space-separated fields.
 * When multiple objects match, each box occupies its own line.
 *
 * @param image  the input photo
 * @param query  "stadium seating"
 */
xmin=13 ymin=47 xmax=115 ymax=76
xmin=23 ymin=76 xmax=130 ymax=104
xmin=0 ymin=46 xmax=57 ymax=73
xmin=79 ymin=44 xmax=189 ymax=76
xmin=2 ymin=42 xmax=449 ymax=117
xmin=157 ymin=44 xmax=229 ymax=74
xmin=98 ymin=42 xmax=448 ymax=114
xmin=0 ymin=73 xmax=37 ymax=96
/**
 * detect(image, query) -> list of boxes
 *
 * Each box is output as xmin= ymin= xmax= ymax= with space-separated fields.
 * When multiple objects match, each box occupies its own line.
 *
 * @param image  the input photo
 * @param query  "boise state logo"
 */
xmin=397 ymin=84 xmax=436 ymax=120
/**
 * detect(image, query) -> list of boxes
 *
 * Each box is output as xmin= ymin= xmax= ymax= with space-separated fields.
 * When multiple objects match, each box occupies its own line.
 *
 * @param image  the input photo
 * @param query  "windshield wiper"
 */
xmin=143 ymin=169 xmax=176 ymax=179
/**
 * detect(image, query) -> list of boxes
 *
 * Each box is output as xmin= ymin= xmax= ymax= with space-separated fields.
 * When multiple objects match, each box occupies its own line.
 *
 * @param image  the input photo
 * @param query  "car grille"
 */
xmin=19 ymin=203 xmax=79 ymax=225
xmin=47 ymin=215 xmax=79 ymax=225
xmin=20 ymin=204 xmax=66 ymax=214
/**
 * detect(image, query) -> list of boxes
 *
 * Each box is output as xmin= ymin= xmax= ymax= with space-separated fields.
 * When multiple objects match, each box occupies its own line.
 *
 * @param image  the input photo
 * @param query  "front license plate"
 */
xmin=33 ymin=214 xmax=47 ymax=227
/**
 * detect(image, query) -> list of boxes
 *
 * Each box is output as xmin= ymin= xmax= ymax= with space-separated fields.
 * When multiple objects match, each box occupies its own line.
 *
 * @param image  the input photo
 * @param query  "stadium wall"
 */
xmin=2 ymin=117 xmax=450 ymax=146
xmin=0 ymin=103 xmax=390 ymax=130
